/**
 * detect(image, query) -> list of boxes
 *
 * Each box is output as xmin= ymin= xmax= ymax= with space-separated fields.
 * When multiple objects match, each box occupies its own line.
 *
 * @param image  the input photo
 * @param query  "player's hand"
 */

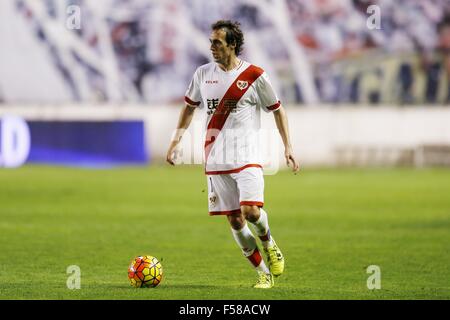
xmin=285 ymin=147 xmax=299 ymax=173
xmin=166 ymin=141 xmax=179 ymax=166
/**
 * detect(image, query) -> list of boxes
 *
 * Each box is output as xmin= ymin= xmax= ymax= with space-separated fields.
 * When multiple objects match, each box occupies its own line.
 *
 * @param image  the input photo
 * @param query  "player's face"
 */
xmin=209 ymin=29 xmax=235 ymax=64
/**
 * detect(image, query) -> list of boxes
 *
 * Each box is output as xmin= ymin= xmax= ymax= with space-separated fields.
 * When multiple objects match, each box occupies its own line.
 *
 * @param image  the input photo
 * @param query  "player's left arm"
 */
xmin=273 ymin=105 xmax=300 ymax=173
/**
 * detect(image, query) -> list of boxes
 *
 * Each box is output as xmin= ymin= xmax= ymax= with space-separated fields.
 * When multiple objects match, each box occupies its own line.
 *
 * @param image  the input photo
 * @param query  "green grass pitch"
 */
xmin=0 ymin=165 xmax=449 ymax=299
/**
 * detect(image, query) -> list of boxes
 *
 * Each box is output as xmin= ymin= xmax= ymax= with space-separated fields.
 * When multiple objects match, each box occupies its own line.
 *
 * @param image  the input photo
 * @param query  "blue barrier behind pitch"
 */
xmin=26 ymin=121 xmax=149 ymax=167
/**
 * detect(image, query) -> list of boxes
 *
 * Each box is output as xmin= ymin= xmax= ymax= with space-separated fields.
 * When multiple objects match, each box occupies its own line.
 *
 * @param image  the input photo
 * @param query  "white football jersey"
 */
xmin=185 ymin=60 xmax=280 ymax=174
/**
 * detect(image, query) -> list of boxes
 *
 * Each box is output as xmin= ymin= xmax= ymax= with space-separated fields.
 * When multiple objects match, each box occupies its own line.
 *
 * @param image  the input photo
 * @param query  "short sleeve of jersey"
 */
xmin=184 ymin=68 xmax=202 ymax=108
xmin=255 ymin=72 xmax=281 ymax=112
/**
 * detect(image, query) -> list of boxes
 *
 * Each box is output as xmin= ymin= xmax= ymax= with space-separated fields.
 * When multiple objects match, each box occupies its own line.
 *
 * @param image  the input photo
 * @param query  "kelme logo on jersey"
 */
xmin=236 ymin=80 xmax=248 ymax=90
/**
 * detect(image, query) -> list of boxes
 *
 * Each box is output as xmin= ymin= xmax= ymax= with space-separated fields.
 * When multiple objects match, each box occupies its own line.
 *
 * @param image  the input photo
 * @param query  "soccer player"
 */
xmin=166 ymin=20 xmax=299 ymax=289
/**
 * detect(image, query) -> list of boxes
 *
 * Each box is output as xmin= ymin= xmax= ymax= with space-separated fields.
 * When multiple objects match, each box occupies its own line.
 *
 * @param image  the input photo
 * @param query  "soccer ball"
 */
xmin=128 ymin=255 xmax=163 ymax=288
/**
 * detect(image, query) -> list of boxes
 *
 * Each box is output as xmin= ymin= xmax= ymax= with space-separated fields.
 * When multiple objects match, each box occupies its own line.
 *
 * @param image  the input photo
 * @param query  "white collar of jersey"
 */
xmin=216 ymin=59 xmax=244 ymax=74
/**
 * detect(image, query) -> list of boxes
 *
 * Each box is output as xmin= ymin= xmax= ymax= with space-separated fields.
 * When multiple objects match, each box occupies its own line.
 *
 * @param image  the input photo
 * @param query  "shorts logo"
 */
xmin=236 ymin=80 xmax=248 ymax=90
xmin=209 ymin=192 xmax=217 ymax=208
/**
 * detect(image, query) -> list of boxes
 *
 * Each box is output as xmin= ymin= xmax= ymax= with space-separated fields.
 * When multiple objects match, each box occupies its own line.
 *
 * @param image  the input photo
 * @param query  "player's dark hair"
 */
xmin=211 ymin=20 xmax=244 ymax=56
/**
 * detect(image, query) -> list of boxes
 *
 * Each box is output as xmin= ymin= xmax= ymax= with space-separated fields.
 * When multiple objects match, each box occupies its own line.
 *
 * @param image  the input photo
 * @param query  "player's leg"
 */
xmin=241 ymin=206 xmax=273 ymax=248
xmin=235 ymin=168 xmax=285 ymax=277
xmin=227 ymin=212 xmax=273 ymax=289
xmin=207 ymin=173 xmax=272 ymax=288
xmin=242 ymin=205 xmax=284 ymax=277
xmin=227 ymin=213 xmax=268 ymax=273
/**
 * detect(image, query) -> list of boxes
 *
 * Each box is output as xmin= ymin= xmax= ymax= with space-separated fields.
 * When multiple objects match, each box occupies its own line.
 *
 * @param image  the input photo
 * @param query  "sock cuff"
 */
xmin=259 ymin=230 xmax=271 ymax=242
xmin=247 ymin=248 xmax=262 ymax=267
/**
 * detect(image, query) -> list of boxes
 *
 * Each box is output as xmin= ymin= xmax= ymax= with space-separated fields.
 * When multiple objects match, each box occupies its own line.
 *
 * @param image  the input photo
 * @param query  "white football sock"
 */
xmin=231 ymin=223 xmax=270 ymax=274
xmin=249 ymin=208 xmax=274 ymax=248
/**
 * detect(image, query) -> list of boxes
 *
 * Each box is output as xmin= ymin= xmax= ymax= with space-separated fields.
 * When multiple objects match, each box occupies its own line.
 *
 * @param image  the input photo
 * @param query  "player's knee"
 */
xmin=241 ymin=205 xmax=260 ymax=222
xmin=227 ymin=213 xmax=246 ymax=230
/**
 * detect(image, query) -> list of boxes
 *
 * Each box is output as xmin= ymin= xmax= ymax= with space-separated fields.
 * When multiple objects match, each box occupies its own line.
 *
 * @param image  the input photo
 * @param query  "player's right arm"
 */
xmin=166 ymin=104 xmax=196 ymax=165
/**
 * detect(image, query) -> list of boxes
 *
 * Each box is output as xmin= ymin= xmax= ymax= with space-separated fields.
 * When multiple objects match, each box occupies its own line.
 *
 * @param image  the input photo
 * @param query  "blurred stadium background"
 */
xmin=1 ymin=0 xmax=450 ymax=168
xmin=1 ymin=0 xmax=450 ymax=300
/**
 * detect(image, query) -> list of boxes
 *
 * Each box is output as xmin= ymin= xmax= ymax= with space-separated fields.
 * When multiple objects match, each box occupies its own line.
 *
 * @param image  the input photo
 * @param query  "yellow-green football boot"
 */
xmin=264 ymin=241 xmax=284 ymax=277
xmin=253 ymin=271 xmax=274 ymax=289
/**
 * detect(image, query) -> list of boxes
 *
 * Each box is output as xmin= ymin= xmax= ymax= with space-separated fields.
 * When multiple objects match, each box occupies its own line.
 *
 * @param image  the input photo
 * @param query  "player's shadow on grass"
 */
xmin=104 ymin=284 xmax=219 ymax=290
xmin=161 ymin=284 xmax=219 ymax=290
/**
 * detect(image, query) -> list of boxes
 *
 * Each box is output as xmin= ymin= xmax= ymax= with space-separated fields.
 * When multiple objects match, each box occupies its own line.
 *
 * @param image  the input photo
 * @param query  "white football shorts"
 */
xmin=206 ymin=166 xmax=264 ymax=216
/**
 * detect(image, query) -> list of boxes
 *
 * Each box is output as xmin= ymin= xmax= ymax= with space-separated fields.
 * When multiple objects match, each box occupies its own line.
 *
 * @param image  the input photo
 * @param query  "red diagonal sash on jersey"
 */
xmin=204 ymin=64 xmax=264 ymax=163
